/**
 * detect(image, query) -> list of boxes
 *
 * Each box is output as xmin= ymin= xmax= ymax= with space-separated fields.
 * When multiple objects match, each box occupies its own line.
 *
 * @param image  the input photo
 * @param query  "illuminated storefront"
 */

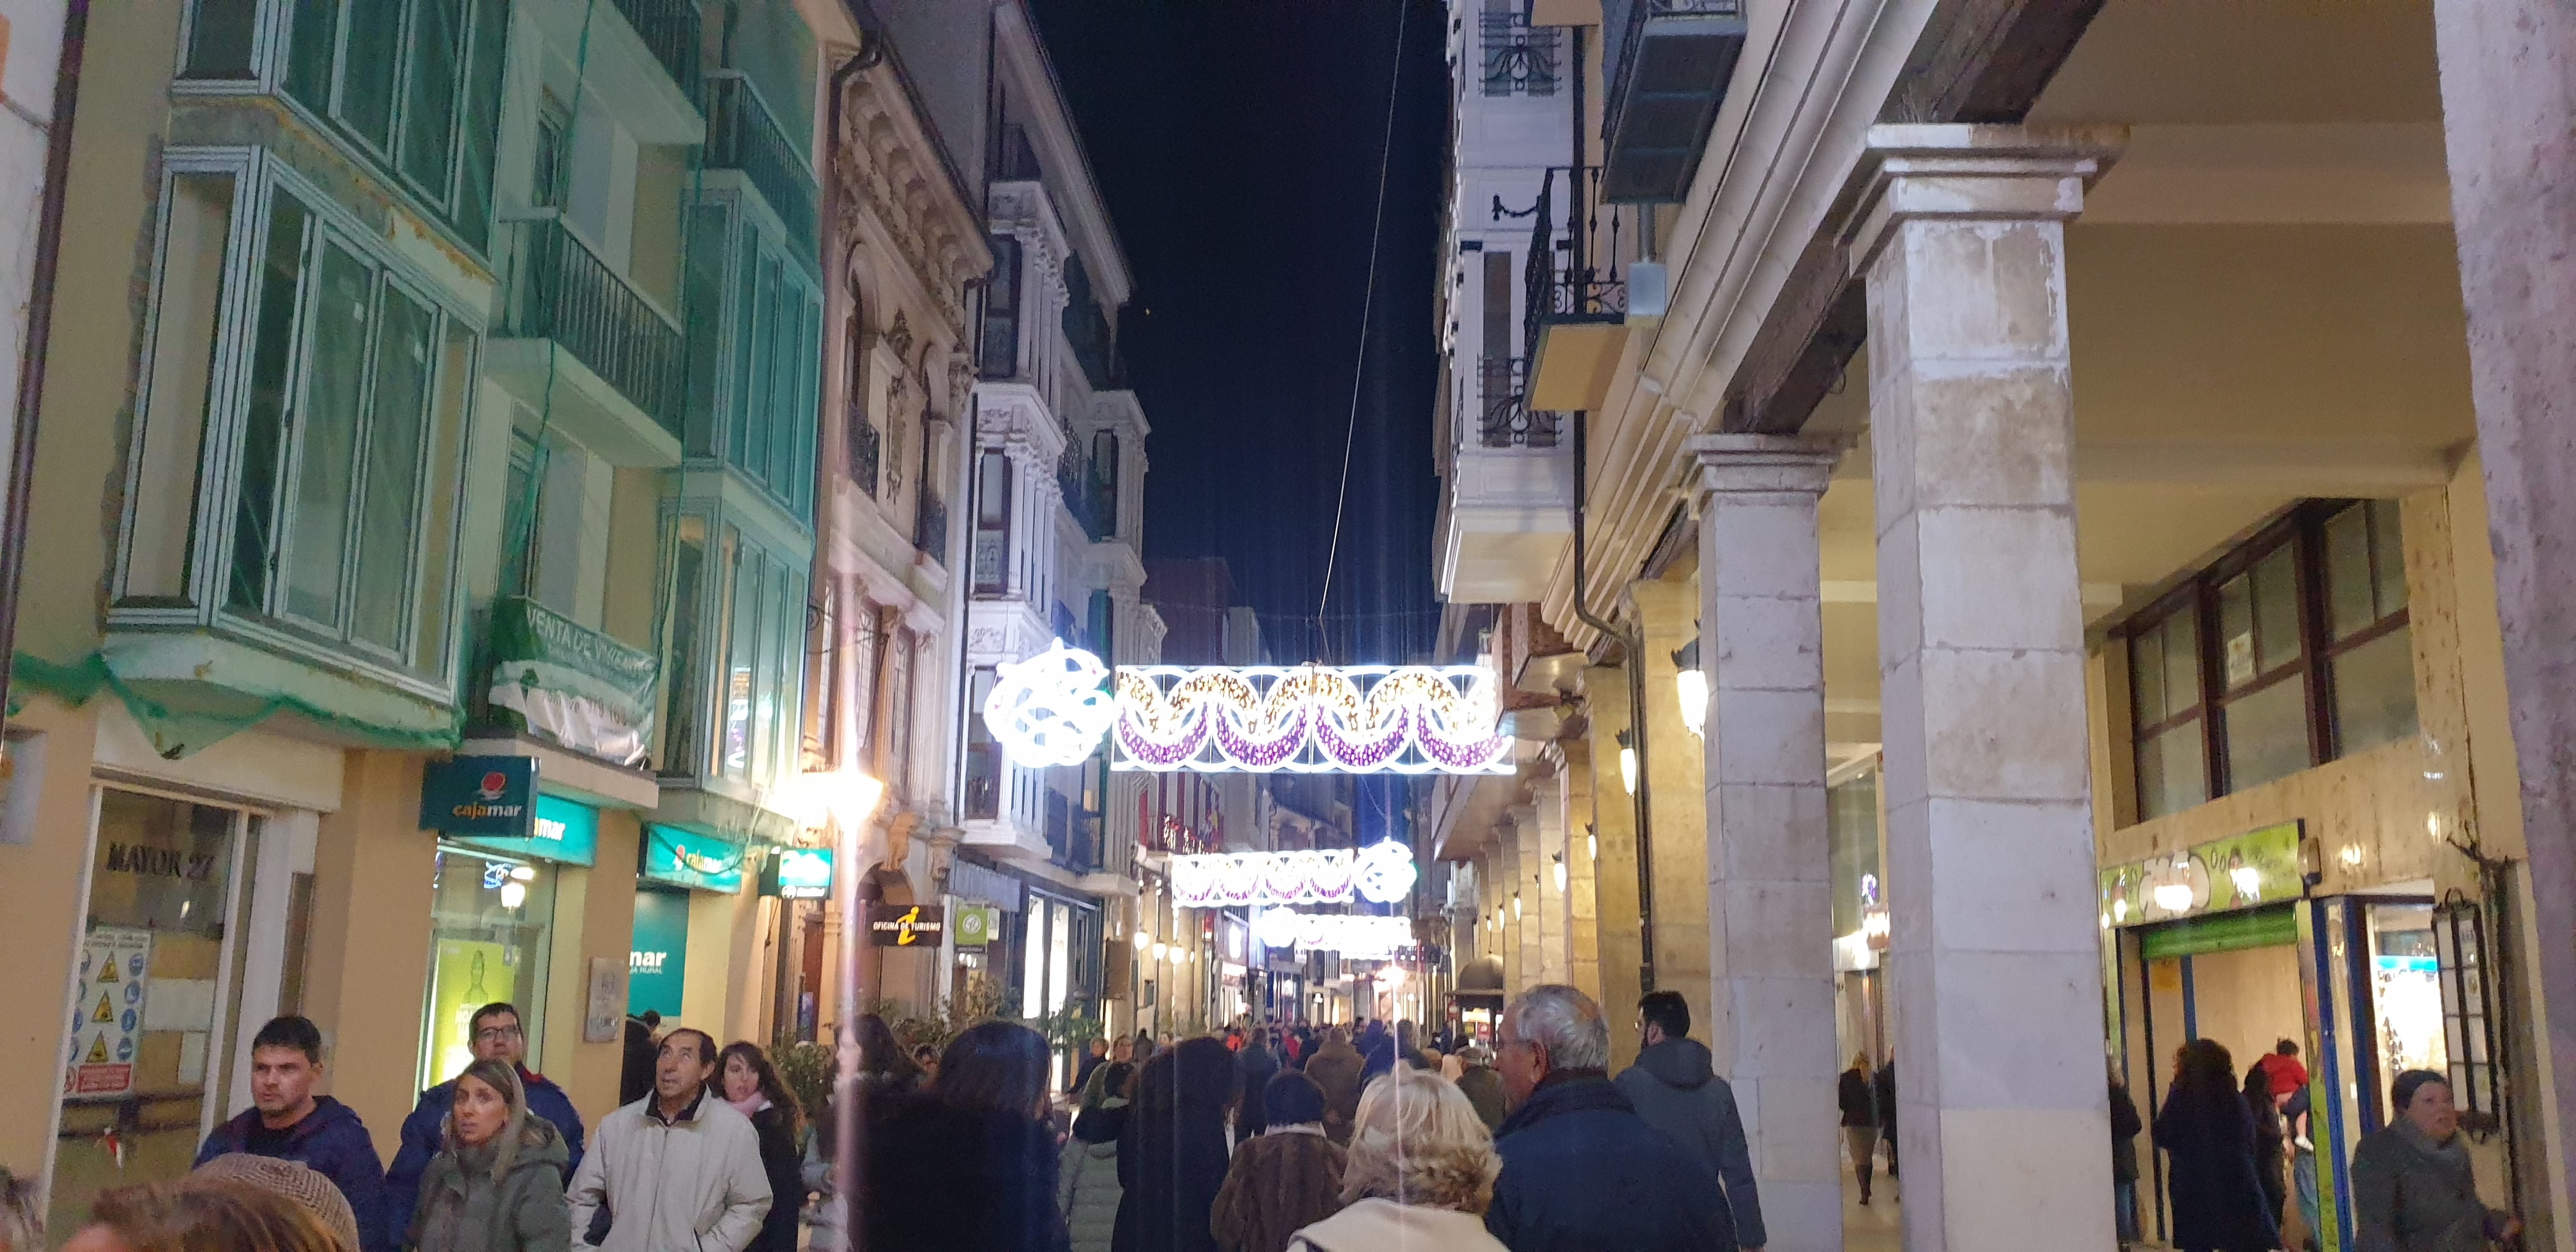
xmin=417 ymin=760 xmax=601 ymax=1090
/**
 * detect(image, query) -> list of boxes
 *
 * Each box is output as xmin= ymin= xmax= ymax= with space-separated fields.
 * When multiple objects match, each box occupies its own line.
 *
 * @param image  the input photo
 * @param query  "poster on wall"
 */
xmin=64 ymin=926 xmax=151 ymax=1099
xmin=629 ymin=889 xmax=691 ymax=1018
xmin=424 ymin=939 xmax=512 ymax=1085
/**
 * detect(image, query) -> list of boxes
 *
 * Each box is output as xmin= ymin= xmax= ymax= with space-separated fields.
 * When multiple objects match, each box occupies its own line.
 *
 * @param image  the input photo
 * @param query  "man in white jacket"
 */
xmin=568 ymin=1027 xmax=772 ymax=1252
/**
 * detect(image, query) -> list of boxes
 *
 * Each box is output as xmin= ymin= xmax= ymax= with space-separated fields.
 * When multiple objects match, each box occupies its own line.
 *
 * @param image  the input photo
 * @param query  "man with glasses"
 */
xmin=387 ymin=1001 xmax=586 ymax=1241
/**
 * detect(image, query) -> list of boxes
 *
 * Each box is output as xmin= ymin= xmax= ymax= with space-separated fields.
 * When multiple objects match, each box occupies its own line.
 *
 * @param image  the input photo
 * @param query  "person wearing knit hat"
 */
xmin=194 ymin=1154 xmax=365 ymax=1251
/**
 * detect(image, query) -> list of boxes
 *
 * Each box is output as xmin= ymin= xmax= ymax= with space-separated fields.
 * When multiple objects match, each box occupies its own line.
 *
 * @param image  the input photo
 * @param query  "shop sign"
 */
xmin=953 ymin=905 xmax=999 ymax=947
xmin=2101 ymin=820 xmax=2304 ymax=929
xmin=870 ymin=903 xmax=946 ymax=947
xmin=445 ymin=793 xmax=600 ymax=867
xmin=421 ymin=757 xmax=536 ymax=840
xmin=760 ymin=848 xmax=834 ymax=900
xmin=64 ymin=926 xmax=151 ymax=1099
xmin=629 ymin=889 xmax=691 ymax=1018
xmin=642 ymin=825 xmax=746 ymax=893
xmin=484 ymin=595 xmax=662 ymax=768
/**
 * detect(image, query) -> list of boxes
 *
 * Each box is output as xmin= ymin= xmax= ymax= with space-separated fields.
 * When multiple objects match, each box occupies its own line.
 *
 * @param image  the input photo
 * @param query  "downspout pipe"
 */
xmin=1569 ymin=409 xmax=1656 ymax=995
xmin=0 ymin=1 xmax=91 ymax=733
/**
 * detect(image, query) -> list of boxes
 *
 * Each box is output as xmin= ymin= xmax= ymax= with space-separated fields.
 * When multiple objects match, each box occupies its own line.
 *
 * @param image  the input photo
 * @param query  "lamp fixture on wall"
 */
xmin=1672 ymin=637 xmax=1706 ymax=738
xmin=1616 ymin=728 xmax=1639 ymax=796
xmin=1552 ymin=851 xmax=1567 ymax=893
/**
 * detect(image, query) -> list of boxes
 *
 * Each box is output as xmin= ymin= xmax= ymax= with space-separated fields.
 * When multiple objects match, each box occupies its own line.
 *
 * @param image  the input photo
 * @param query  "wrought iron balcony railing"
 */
xmin=1477 ymin=355 xmax=1559 ymax=449
xmin=915 ymin=493 xmax=949 ymax=561
xmin=1520 ymin=165 xmax=1637 ymax=365
xmin=848 ymin=412 xmax=881 ymax=498
xmin=705 ymin=72 xmax=818 ymax=245
xmin=1057 ymin=448 xmax=1116 ymax=541
xmin=501 ymin=213 xmax=684 ymax=436
xmin=611 ymin=0 xmax=703 ymax=105
xmin=1480 ymin=12 xmax=1561 ymax=97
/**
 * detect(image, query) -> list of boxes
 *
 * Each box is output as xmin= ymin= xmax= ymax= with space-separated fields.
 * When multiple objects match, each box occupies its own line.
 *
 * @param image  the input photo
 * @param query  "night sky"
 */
xmin=1029 ymin=0 xmax=1449 ymax=668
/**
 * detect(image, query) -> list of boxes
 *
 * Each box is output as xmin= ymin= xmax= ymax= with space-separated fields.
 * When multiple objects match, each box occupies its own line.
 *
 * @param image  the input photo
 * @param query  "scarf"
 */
xmin=730 ymin=1092 xmax=774 ymax=1119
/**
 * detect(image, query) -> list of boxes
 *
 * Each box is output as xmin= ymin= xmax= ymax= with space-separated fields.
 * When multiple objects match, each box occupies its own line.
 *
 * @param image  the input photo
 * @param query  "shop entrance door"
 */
xmin=48 ymin=790 xmax=257 ymax=1238
xmin=2131 ymin=903 xmax=2303 ymax=1244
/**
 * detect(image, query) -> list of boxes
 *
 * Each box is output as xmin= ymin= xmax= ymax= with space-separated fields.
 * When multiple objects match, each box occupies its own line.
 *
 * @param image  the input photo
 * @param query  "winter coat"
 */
xmin=742 ymin=1103 xmax=804 ymax=1252
xmin=1288 ymin=1198 xmax=1507 ymax=1252
xmin=1083 ymin=1062 xmax=1138 ymax=1113
xmin=1114 ymin=1100 xmax=1230 ymax=1252
xmin=1236 ymin=1047 xmax=1281 ymax=1136
xmin=410 ymin=1118 xmax=573 ymax=1252
xmin=867 ymin=1096 xmax=1069 ymax=1252
xmin=1301 ymin=1042 xmax=1365 ymax=1146
xmin=2109 ymin=1081 xmax=2144 ymax=1184
xmin=2154 ymin=1084 xmax=2281 ymax=1252
xmin=1485 ymin=1074 xmax=1736 ymax=1252
xmin=1837 ymin=1069 xmax=1877 ymax=1128
xmin=1455 ymin=1065 xmax=1507 ymax=1133
xmin=2350 ymin=1120 xmax=2513 ymax=1252
xmin=566 ymin=1092 xmax=772 ymax=1252
xmin=1614 ymin=1039 xmax=1767 ymax=1249
xmin=1873 ymin=1063 xmax=1896 ymax=1134
xmin=1210 ymin=1126 xmax=1347 ymax=1252
xmin=196 ymin=1096 xmax=394 ymax=1252
xmin=618 ymin=1019 xmax=657 ymax=1108
xmin=390 ymin=1069 xmax=586 ymax=1245
xmin=1060 ymin=1101 xmax=1130 ymax=1252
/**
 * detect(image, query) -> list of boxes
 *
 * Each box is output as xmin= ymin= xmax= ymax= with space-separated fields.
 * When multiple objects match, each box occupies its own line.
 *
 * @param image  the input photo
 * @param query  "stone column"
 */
xmin=1633 ymin=578 xmax=1713 ymax=1034
xmin=1844 ymin=123 xmax=2124 ymax=1251
xmin=1535 ymin=772 xmax=1570 ymax=984
xmin=1511 ymin=803 xmax=1544 ymax=988
xmin=1555 ymin=739 xmax=1604 ymax=1002
xmin=1586 ymin=666 xmax=1646 ymax=1064
xmin=2432 ymin=0 xmax=2576 ymax=1189
xmin=1691 ymin=433 xmax=1846 ymax=1250
xmin=1498 ymin=827 xmax=1524 ymax=994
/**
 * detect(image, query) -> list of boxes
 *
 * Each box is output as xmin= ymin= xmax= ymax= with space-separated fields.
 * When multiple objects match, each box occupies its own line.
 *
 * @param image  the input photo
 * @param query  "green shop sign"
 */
xmin=629 ymin=887 xmax=690 ymax=1018
xmin=2101 ymin=820 xmax=2304 ymax=929
xmin=643 ymin=825 xmax=747 ymax=893
xmin=420 ymin=756 xmax=535 ymax=839
xmin=486 ymin=596 xmax=660 ymax=768
xmin=450 ymin=795 xmax=601 ymax=867
xmin=759 ymin=848 xmax=833 ymax=900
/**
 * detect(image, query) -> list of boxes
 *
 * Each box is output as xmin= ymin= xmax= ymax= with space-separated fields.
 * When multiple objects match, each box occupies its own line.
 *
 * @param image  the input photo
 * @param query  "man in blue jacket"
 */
xmin=387 ymin=1001 xmax=585 ymax=1242
xmin=194 ymin=1015 xmax=392 ymax=1252
xmin=1615 ymin=991 xmax=1766 ymax=1249
xmin=1485 ymin=984 xmax=1737 ymax=1252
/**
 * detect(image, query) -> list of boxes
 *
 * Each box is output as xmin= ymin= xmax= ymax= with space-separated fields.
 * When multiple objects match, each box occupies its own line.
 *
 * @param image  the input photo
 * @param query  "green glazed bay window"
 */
xmin=681 ymin=194 xmax=822 ymax=523
xmin=660 ymin=512 xmax=807 ymax=790
xmin=116 ymin=153 xmax=474 ymax=694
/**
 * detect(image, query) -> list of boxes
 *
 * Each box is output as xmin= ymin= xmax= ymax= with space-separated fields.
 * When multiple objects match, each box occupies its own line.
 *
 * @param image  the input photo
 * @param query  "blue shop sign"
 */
xmin=761 ymin=847 xmax=834 ymax=900
xmin=643 ymin=825 xmax=747 ymax=893
xmin=420 ymin=757 xmax=535 ymax=840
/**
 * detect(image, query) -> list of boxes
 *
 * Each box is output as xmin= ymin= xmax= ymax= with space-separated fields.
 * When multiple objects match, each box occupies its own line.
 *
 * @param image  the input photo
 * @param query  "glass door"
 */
xmin=50 ymin=790 xmax=254 ymax=1237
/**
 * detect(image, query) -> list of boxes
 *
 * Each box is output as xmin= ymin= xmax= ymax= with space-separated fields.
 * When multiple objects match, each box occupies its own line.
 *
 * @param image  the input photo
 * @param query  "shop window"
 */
xmin=421 ymin=844 xmax=556 ymax=1090
xmin=2366 ymin=903 xmax=2448 ymax=1121
xmin=2120 ymin=500 xmax=2418 ymax=819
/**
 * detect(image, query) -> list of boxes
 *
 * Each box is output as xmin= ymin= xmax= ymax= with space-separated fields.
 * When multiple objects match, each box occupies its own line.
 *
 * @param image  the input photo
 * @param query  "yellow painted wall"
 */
xmin=681 ymin=883 xmax=767 ymax=1048
xmin=303 ymin=751 xmax=437 ymax=1161
xmin=539 ymin=811 xmax=643 ymax=1119
xmin=0 ymin=699 xmax=103 ymax=1180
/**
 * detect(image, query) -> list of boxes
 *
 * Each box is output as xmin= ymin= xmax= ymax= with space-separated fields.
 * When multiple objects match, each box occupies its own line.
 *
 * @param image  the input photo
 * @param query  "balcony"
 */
xmin=1600 ymin=0 xmax=1749 ymax=204
xmin=1523 ymin=166 xmax=1642 ymax=414
xmin=491 ymin=213 xmax=686 ymax=464
xmin=849 ymin=411 xmax=881 ymax=498
xmin=705 ymin=72 xmax=818 ymax=247
xmin=1476 ymin=356 xmax=1559 ymax=449
xmin=611 ymin=0 xmax=703 ymax=108
xmin=1058 ymin=449 xmax=1115 ymax=541
xmin=1480 ymin=12 xmax=1562 ymax=98
xmin=916 ymin=493 xmax=949 ymax=561
xmin=477 ymin=595 xmax=662 ymax=768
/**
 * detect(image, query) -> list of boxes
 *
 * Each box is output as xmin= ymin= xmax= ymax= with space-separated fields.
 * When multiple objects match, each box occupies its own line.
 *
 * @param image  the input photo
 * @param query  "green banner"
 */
xmin=486 ymin=597 xmax=659 ymax=768
xmin=2101 ymin=820 xmax=2303 ymax=929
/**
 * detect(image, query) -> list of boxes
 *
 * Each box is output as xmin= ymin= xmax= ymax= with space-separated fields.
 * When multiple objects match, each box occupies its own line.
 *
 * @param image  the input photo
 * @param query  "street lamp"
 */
xmin=1616 ymin=728 xmax=1638 ymax=797
xmin=1672 ymin=637 xmax=1706 ymax=739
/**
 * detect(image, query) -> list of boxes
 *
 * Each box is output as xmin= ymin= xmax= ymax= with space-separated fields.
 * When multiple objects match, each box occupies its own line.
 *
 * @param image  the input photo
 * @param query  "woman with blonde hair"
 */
xmin=409 ymin=1058 xmax=572 ymax=1252
xmin=1284 ymin=1065 xmax=1507 ymax=1252
xmin=63 ymin=1179 xmax=340 ymax=1252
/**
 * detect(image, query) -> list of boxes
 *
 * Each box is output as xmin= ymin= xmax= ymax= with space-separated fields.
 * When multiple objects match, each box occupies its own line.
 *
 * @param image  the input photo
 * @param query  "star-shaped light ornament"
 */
xmin=983 ymin=639 xmax=1118 ymax=768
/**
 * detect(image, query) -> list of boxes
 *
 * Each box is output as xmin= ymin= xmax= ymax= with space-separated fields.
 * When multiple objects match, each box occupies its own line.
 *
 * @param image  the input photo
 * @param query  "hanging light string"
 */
xmin=1314 ymin=0 xmax=1411 ymax=652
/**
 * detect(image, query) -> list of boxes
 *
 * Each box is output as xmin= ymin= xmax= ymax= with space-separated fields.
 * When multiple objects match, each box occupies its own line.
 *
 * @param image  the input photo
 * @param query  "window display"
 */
xmin=2366 ymin=902 xmax=2448 ymax=1108
xmin=420 ymin=844 xmax=556 ymax=1090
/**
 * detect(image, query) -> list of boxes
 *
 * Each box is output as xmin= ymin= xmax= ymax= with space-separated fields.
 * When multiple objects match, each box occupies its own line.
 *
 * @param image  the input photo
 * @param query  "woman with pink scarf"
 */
xmin=717 ymin=1042 xmax=809 ymax=1252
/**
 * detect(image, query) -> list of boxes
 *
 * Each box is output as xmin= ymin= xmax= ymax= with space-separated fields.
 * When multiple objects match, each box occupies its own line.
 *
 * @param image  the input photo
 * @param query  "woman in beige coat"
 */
xmin=1284 ymin=1066 xmax=1506 ymax=1252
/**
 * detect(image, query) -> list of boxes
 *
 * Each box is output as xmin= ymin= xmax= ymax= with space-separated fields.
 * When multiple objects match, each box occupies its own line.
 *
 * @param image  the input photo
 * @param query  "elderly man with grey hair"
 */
xmin=1484 ymin=984 xmax=1738 ymax=1252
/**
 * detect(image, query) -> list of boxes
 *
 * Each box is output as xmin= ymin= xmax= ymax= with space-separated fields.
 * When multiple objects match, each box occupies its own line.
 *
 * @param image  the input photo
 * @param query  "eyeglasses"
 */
xmin=474 ymin=1025 xmax=525 ymax=1042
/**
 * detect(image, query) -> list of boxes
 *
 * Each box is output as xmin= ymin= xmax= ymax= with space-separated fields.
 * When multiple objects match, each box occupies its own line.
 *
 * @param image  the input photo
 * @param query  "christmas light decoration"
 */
xmin=1169 ymin=839 xmax=1420 ymax=908
xmin=983 ymin=639 xmax=1119 ymax=768
xmin=1114 ymin=664 xmax=1512 ymax=775
xmin=1251 ymin=908 xmax=1417 ymax=958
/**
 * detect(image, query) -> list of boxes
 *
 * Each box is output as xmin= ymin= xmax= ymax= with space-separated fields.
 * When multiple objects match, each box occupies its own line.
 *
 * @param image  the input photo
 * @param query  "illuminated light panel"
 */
xmin=1114 ymin=664 xmax=1512 ymax=775
xmin=1252 ymin=908 xmax=1417 ymax=959
xmin=983 ymin=639 xmax=1119 ymax=768
xmin=1169 ymin=839 xmax=1419 ymax=908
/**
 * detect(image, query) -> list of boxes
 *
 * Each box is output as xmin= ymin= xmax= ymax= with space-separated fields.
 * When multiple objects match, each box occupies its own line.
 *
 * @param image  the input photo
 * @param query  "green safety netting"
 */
xmin=10 ymin=651 xmax=463 ymax=759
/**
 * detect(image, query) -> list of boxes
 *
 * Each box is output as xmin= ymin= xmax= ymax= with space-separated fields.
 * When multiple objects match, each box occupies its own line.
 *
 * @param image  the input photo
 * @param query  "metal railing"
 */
xmin=847 ymin=412 xmax=880 ymax=498
xmin=1480 ymin=12 xmax=1561 ymax=96
xmin=1604 ymin=0 xmax=1744 ymax=144
xmin=1057 ymin=450 xmax=1116 ymax=540
xmin=915 ymin=493 xmax=949 ymax=561
xmin=501 ymin=213 xmax=684 ymax=436
xmin=1521 ymin=165 xmax=1636 ymax=365
xmin=610 ymin=0 xmax=703 ymax=105
xmin=1478 ymin=355 xmax=1558 ymax=448
xmin=705 ymin=72 xmax=818 ymax=245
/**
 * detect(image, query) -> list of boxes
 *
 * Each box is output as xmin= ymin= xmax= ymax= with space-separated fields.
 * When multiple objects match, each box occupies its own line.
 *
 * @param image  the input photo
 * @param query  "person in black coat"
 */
xmin=1114 ymin=1036 xmax=1237 ymax=1252
xmin=2243 ymin=1063 xmax=2289 ymax=1239
xmin=1838 ymin=1053 xmax=1881 ymax=1203
xmin=868 ymin=1021 xmax=1071 ymax=1252
xmin=716 ymin=1042 xmax=808 ymax=1252
xmin=618 ymin=1011 xmax=661 ymax=1107
xmin=1874 ymin=1051 xmax=1899 ymax=1180
xmin=2154 ymin=1039 xmax=2281 ymax=1252
xmin=1485 ymin=985 xmax=1736 ymax=1251
xmin=1234 ymin=1029 xmax=1280 ymax=1138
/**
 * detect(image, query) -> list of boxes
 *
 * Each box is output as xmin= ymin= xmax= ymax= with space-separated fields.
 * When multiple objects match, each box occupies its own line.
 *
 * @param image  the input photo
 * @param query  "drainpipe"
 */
xmin=0 ymin=1 xmax=91 ymax=734
xmin=1569 ymin=409 xmax=1655 ymax=995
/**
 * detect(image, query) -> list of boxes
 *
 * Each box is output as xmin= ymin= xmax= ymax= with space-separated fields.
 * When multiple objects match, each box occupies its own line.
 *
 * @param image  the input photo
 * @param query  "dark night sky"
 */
xmin=1029 ymin=0 xmax=1449 ymax=668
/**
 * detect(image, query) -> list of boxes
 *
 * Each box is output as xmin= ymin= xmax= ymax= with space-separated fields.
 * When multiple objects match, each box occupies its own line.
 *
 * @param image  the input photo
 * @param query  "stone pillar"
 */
xmin=1556 ymin=740 xmax=1604 ymax=1002
xmin=1498 ymin=828 xmax=1524 ymax=994
xmin=1691 ymin=434 xmax=1846 ymax=1249
xmin=1586 ymin=666 xmax=1646 ymax=1065
xmin=1512 ymin=804 xmax=1544 ymax=988
xmin=1535 ymin=774 xmax=1570 ymax=984
xmin=1844 ymin=123 xmax=2124 ymax=1251
xmin=1632 ymin=578 xmax=1713 ymax=1034
xmin=2432 ymin=0 xmax=2576 ymax=1197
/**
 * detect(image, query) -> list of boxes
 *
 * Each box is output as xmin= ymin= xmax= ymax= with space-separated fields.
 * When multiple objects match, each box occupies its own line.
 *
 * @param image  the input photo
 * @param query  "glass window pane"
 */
xmin=2219 ymin=574 xmax=2256 ymax=689
xmin=683 ymin=208 xmax=729 ymax=458
xmin=230 ymin=194 xmax=314 ymax=612
xmin=184 ymin=0 xmax=261 ymax=78
xmin=400 ymin=0 xmax=466 ymax=196
xmin=724 ymin=528 xmax=756 ymax=777
xmin=2254 ymin=546 xmax=2302 ymax=673
xmin=452 ymin=0 xmax=510 ymax=248
xmin=2163 ymin=611 xmax=2200 ymax=715
xmin=282 ymin=0 xmax=339 ymax=112
xmin=2130 ymin=629 xmax=2166 ymax=727
xmin=421 ymin=846 xmax=556 ymax=1090
xmin=2223 ymin=678 xmax=2312 ymax=793
xmin=2138 ymin=720 xmax=2207 ymax=820
xmin=661 ymin=517 xmax=709 ymax=774
xmin=353 ymin=288 xmax=436 ymax=651
xmin=411 ymin=323 xmax=471 ymax=676
xmin=2326 ymin=504 xmax=2377 ymax=640
xmin=128 ymin=172 xmax=238 ymax=602
xmin=284 ymin=243 xmax=372 ymax=625
xmin=2334 ymin=625 xmax=2419 ymax=758
xmin=2372 ymin=500 xmax=2409 ymax=618
xmin=338 ymin=0 xmax=402 ymax=149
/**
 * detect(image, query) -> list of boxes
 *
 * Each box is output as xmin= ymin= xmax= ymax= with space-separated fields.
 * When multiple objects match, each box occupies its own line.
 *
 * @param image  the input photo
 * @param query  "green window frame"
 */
xmin=657 ymin=506 xmax=809 ymax=788
xmin=686 ymin=194 xmax=820 ymax=521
